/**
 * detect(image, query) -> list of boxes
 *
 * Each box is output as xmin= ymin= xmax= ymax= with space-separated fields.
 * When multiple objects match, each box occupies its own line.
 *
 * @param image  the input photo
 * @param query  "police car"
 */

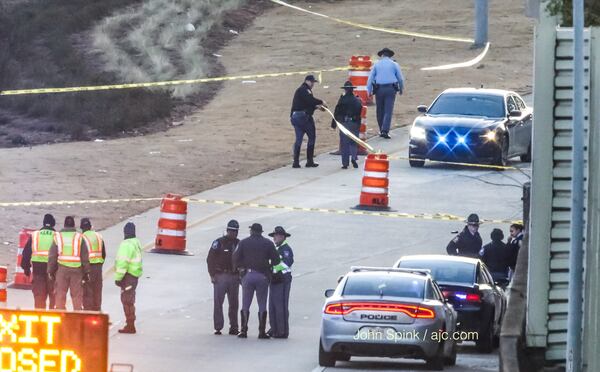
xmin=319 ymin=267 xmax=458 ymax=370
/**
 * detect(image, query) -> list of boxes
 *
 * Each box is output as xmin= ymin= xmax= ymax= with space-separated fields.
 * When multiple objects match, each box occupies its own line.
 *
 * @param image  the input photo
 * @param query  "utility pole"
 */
xmin=474 ymin=0 xmax=489 ymax=48
xmin=566 ymin=0 xmax=585 ymax=370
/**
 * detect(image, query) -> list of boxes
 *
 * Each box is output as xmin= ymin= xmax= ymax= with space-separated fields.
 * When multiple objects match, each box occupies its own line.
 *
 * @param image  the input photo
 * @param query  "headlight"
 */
xmin=410 ymin=126 xmax=426 ymax=140
xmin=483 ymin=130 xmax=496 ymax=141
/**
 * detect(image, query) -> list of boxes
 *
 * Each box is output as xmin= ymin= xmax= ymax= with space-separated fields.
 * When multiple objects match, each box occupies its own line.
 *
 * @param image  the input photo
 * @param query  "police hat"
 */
xmin=466 ymin=213 xmax=481 ymax=225
xmin=226 ymin=219 xmax=239 ymax=231
xmin=268 ymin=226 xmax=291 ymax=237
xmin=340 ymin=81 xmax=356 ymax=90
xmin=377 ymin=47 xmax=395 ymax=57
xmin=304 ymin=74 xmax=319 ymax=83
xmin=249 ymin=223 xmax=263 ymax=233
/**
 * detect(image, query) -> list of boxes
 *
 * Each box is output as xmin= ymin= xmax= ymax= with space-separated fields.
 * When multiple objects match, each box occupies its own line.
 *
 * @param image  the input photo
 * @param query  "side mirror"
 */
xmin=324 ymin=289 xmax=335 ymax=298
xmin=509 ymin=110 xmax=521 ymax=118
xmin=417 ymin=105 xmax=428 ymax=113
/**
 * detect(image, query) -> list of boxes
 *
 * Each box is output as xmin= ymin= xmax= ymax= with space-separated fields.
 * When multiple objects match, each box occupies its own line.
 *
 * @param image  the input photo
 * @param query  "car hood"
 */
xmin=414 ymin=115 xmax=505 ymax=130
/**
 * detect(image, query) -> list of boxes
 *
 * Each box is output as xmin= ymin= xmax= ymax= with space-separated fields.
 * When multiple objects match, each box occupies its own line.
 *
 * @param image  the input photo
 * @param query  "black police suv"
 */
xmin=394 ymin=255 xmax=506 ymax=353
xmin=408 ymin=88 xmax=532 ymax=168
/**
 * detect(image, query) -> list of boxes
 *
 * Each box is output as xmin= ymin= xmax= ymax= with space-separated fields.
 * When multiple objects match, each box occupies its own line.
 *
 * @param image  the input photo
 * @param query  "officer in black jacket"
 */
xmin=290 ymin=75 xmax=327 ymax=168
xmin=480 ymin=228 xmax=512 ymax=282
xmin=447 ymin=213 xmax=483 ymax=258
xmin=233 ymin=223 xmax=280 ymax=339
xmin=207 ymin=220 xmax=241 ymax=335
xmin=332 ymin=81 xmax=363 ymax=169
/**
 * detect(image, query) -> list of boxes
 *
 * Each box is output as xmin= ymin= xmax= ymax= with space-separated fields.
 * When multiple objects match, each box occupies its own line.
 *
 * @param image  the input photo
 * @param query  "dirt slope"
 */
xmin=0 ymin=0 xmax=533 ymax=268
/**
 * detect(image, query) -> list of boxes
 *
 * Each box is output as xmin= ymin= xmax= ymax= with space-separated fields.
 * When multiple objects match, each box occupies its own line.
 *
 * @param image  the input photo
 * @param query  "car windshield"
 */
xmin=428 ymin=93 xmax=505 ymax=118
xmin=398 ymin=260 xmax=475 ymax=285
xmin=343 ymin=274 xmax=425 ymax=298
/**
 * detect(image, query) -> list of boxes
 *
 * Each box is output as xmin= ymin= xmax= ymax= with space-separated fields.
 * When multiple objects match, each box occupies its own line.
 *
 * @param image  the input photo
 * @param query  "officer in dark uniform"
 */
xmin=207 ymin=220 xmax=241 ymax=335
xmin=506 ymin=223 xmax=524 ymax=278
xmin=480 ymin=228 xmax=512 ymax=282
xmin=447 ymin=213 xmax=483 ymax=258
xmin=290 ymin=75 xmax=327 ymax=168
xmin=332 ymin=81 xmax=363 ymax=169
xmin=267 ymin=226 xmax=294 ymax=339
xmin=233 ymin=223 xmax=280 ymax=339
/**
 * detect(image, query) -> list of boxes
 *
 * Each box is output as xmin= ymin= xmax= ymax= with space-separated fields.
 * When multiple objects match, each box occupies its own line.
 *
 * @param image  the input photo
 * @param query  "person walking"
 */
xmin=21 ymin=214 xmax=57 ymax=309
xmin=233 ymin=223 xmax=280 ymax=339
xmin=115 ymin=222 xmax=143 ymax=334
xmin=367 ymin=47 xmax=405 ymax=139
xmin=480 ymin=229 xmax=512 ymax=283
xmin=207 ymin=220 xmax=241 ymax=335
xmin=290 ymin=75 xmax=327 ymax=168
xmin=446 ymin=214 xmax=483 ymax=258
xmin=81 ymin=218 xmax=106 ymax=311
xmin=332 ymin=81 xmax=363 ymax=169
xmin=48 ymin=216 xmax=91 ymax=311
xmin=267 ymin=226 xmax=294 ymax=339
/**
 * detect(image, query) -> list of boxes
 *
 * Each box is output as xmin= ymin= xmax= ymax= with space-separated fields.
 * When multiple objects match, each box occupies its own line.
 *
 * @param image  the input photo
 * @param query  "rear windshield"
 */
xmin=343 ymin=274 xmax=425 ymax=299
xmin=428 ymin=93 xmax=505 ymax=118
xmin=398 ymin=260 xmax=475 ymax=285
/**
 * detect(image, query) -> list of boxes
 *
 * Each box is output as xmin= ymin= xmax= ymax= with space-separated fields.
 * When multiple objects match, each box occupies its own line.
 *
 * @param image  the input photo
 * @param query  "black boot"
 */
xmin=305 ymin=145 xmax=319 ymax=167
xmin=118 ymin=322 xmax=136 ymax=334
xmin=292 ymin=144 xmax=301 ymax=168
xmin=258 ymin=312 xmax=269 ymax=339
xmin=238 ymin=310 xmax=249 ymax=338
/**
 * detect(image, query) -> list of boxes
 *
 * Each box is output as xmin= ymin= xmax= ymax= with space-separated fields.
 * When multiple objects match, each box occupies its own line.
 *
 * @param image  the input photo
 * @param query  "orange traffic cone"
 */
xmin=349 ymin=56 xmax=373 ymax=105
xmin=0 ymin=266 xmax=7 ymax=307
xmin=151 ymin=194 xmax=192 ymax=255
xmin=8 ymin=228 xmax=34 ymax=289
xmin=355 ymin=153 xmax=391 ymax=211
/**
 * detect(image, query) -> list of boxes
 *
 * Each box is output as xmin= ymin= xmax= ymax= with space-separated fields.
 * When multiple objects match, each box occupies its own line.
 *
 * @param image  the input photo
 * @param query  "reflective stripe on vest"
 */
xmin=31 ymin=230 xmax=55 ymax=263
xmin=56 ymin=231 xmax=84 ymax=268
xmin=272 ymin=242 xmax=292 ymax=274
xmin=84 ymin=230 xmax=105 ymax=264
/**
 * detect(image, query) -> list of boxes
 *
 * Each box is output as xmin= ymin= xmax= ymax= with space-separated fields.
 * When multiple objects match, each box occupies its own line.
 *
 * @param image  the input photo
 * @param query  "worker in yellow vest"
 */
xmin=81 ymin=218 xmax=106 ymax=311
xmin=115 ymin=222 xmax=143 ymax=334
xmin=21 ymin=214 xmax=57 ymax=309
xmin=48 ymin=216 xmax=91 ymax=310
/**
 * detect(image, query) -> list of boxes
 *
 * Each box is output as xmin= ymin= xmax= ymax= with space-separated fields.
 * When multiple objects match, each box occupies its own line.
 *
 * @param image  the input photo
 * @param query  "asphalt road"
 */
xmin=8 ymin=126 xmax=529 ymax=372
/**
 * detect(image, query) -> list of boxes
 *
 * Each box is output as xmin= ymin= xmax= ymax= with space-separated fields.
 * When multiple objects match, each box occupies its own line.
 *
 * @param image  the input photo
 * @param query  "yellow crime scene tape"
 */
xmin=0 ymin=66 xmax=357 ymax=96
xmin=0 ymin=196 xmax=521 ymax=225
xmin=270 ymin=0 xmax=474 ymax=44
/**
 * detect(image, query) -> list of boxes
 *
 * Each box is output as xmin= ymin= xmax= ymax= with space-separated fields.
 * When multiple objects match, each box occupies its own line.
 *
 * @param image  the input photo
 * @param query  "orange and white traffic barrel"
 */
xmin=355 ymin=153 xmax=391 ymax=211
xmin=0 ymin=266 xmax=7 ymax=307
xmin=349 ymin=56 xmax=372 ymax=105
xmin=151 ymin=194 xmax=192 ymax=255
xmin=8 ymin=228 xmax=34 ymax=289
xmin=358 ymin=105 xmax=368 ymax=156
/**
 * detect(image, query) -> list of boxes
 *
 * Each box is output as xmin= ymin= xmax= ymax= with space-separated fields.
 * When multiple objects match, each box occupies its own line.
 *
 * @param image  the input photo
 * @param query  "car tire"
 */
xmin=426 ymin=343 xmax=445 ymax=370
xmin=337 ymin=353 xmax=351 ymax=362
xmin=318 ymin=340 xmax=336 ymax=367
xmin=493 ymin=136 xmax=509 ymax=168
xmin=476 ymin=318 xmax=495 ymax=353
xmin=520 ymin=143 xmax=532 ymax=162
xmin=409 ymin=150 xmax=425 ymax=168
xmin=444 ymin=340 xmax=457 ymax=366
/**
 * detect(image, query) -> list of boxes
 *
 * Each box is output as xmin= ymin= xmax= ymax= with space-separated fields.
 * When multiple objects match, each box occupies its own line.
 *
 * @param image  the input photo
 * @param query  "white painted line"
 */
xmin=421 ymin=42 xmax=490 ymax=71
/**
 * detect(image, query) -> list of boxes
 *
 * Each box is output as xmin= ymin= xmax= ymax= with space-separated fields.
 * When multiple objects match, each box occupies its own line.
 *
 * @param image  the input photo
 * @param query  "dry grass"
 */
xmin=91 ymin=0 xmax=244 ymax=97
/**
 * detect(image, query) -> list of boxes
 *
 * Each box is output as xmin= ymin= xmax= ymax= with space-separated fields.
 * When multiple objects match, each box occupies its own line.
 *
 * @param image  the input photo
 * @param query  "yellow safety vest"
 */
xmin=56 ymin=231 xmax=87 ymax=268
xmin=31 ymin=229 xmax=55 ymax=263
xmin=84 ymin=230 xmax=104 ymax=264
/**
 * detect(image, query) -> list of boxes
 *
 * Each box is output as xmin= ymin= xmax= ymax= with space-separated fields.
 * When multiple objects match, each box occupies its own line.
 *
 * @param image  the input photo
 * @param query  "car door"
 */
xmin=513 ymin=94 xmax=533 ymax=154
xmin=505 ymin=96 xmax=523 ymax=156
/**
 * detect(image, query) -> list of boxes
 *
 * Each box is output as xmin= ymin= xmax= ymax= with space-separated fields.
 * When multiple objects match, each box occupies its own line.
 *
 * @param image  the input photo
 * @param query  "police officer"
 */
xmin=332 ymin=81 xmax=363 ymax=169
xmin=367 ymin=47 xmax=405 ymax=139
xmin=81 ymin=218 xmax=106 ymax=311
xmin=207 ymin=220 xmax=241 ymax=335
xmin=506 ymin=223 xmax=524 ymax=279
xmin=267 ymin=226 xmax=294 ymax=339
xmin=480 ymin=228 xmax=512 ymax=283
xmin=446 ymin=213 xmax=483 ymax=258
xmin=21 ymin=214 xmax=57 ymax=309
xmin=233 ymin=223 xmax=280 ymax=339
xmin=115 ymin=222 xmax=143 ymax=334
xmin=48 ymin=216 xmax=91 ymax=310
xmin=290 ymin=75 xmax=327 ymax=168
